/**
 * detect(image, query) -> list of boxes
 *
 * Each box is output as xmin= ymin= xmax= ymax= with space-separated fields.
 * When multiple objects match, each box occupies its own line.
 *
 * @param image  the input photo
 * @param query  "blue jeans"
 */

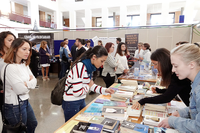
xmin=62 ymin=99 xmax=86 ymax=122
xmin=4 ymin=100 xmax=37 ymax=133
xmin=59 ymin=61 xmax=69 ymax=79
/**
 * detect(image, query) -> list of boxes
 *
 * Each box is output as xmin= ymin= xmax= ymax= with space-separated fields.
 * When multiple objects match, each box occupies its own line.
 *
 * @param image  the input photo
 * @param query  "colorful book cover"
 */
xmin=84 ymin=103 xmax=103 ymax=113
xmin=86 ymin=123 xmax=103 ymax=133
xmin=113 ymin=84 xmax=121 ymax=88
xmin=94 ymin=99 xmax=110 ymax=104
xmin=102 ymin=108 xmax=124 ymax=116
xmin=109 ymin=87 xmax=119 ymax=91
xmin=72 ymin=122 xmax=91 ymax=132
xmin=103 ymin=101 xmax=126 ymax=108
xmin=154 ymin=127 xmax=179 ymax=133
xmin=134 ymin=124 xmax=149 ymax=133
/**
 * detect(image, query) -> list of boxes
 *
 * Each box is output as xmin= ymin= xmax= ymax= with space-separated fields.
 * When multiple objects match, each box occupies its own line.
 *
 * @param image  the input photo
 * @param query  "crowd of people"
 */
xmin=0 ymin=30 xmax=200 ymax=133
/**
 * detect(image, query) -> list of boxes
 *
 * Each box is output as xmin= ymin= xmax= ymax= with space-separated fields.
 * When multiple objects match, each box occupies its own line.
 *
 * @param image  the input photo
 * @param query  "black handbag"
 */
xmin=62 ymin=49 xmax=69 ymax=63
xmin=2 ymin=64 xmax=27 ymax=133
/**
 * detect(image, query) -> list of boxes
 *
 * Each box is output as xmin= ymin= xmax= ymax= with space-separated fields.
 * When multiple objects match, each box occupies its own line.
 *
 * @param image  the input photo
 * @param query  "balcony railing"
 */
xmin=39 ymin=20 xmax=57 ymax=29
xmin=9 ymin=12 xmax=31 ymax=24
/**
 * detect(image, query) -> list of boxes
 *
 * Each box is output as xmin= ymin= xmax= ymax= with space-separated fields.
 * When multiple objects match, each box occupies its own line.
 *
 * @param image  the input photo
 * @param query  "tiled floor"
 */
xmin=0 ymin=74 xmax=106 ymax=133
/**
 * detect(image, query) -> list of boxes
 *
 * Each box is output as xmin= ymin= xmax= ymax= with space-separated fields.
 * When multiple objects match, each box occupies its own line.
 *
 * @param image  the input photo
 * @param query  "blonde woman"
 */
xmin=39 ymin=41 xmax=50 ymax=81
xmin=158 ymin=44 xmax=200 ymax=132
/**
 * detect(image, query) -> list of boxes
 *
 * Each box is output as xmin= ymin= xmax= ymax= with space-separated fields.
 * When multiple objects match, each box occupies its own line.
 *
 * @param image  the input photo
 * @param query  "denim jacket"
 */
xmin=168 ymin=71 xmax=200 ymax=133
xmin=59 ymin=47 xmax=69 ymax=60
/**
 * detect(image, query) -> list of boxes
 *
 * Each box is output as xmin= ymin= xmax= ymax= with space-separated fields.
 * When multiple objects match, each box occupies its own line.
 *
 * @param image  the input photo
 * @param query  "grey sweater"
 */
xmin=102 ymin=54 xmax=117 ymax=77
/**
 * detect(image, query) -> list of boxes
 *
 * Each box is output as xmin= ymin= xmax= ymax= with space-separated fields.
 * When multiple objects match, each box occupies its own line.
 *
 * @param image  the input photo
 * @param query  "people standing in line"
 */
xmin=102 ymin=43 xmax=117 ymax=88
xmin=98 ymin=40 xmax=103 ymax=46
xmin=132 ymin=48 xmax=191 ymax=110
xmin=59 ymin=42 xmax=69 ymax=79
xmin=64 ymin=38 xmax=71 ymax=57
xmin=75 ymin=38 xmax=86 ymax=60
xmin=39 ymin=41 xmax=51 ymax=81
xmin=115 ymin=42 xmax=129 ymax=83
xmin=1 ymin=38 xmax=37 ymax=133
xmin=139 ymin=43 xmax=151 ymax=64
xmin=0 ymin=31 xmax=16 ymax=128
xmin=62 ymin=45 xmax=115 ymax=122
xmin=158 ymin=44 xmax=200 ymax=133
xmin=29 ymin=42 xmax=40 ymax=78
xmin=71 ymin=42 xmax=77 ymax=62
xmin=86 ymin=40 xmax=91 ymax=49
xmin=133 ymin=42 xmax=144 ymax=68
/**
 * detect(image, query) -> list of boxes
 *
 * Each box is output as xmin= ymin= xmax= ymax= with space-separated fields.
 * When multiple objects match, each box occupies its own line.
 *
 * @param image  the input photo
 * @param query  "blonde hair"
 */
xmin=171 ymin=44 xmax=200 ymax=65
xmin=40 ymin=41 xmax=47 ymax=49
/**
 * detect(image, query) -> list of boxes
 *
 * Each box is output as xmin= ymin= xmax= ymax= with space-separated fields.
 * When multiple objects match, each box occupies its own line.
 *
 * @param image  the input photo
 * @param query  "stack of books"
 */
xmin=84 ymin=103 xmax=104 ymax=116
xmin=111 ymin=90 xmax=134 ymax=99
xmin=127 ymin=105 xmax=143 ymax=117
xmin=71 ymin=122 xmax=103 ymax=133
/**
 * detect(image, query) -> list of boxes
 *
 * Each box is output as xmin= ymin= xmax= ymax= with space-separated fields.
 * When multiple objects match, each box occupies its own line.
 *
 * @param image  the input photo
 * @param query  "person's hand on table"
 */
xmin=171 ymin=111 xmax=180 ymax=117
xmin=131 ymin=101 xmax=141 ymax=110
xmin=105 ymin=88 xmax=115 ymax=94
xmin=158 ymin=118 xmax=170 ymax=128
xmin=151 ymin=87 xmax=157 ymax=93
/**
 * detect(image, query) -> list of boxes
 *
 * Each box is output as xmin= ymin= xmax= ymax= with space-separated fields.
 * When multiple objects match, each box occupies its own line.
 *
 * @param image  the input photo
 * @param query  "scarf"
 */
xmin=82 ymin=59 xmax=96 ymax=79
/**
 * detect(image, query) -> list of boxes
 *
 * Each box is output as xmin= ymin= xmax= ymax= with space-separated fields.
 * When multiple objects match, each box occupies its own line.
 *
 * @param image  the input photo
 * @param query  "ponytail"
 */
xmin=144 ymin=43 xmax=151 ymax=51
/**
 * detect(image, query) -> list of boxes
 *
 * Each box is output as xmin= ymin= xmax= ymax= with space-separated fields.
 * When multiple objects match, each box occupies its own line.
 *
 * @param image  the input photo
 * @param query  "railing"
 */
xmin=39 ymin=20 xmax=57 ymax=29
xmin=9 ymin=12 xmax=31 ymax=24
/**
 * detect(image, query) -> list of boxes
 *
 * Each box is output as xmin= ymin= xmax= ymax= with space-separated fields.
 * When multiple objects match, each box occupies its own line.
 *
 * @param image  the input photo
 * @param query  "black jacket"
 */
xmin=138 ymin=73 xmax=191 ymax=106
xmin=71 ymin=44 xmax=77 ymax=61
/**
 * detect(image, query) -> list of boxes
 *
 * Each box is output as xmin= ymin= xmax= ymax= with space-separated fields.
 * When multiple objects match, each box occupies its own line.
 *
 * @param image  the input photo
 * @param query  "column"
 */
xmin=102 ymin=7 xmax=108 ymax=27
xmin=69 ymin=10 xmax=76 ymax=29
xmin=85 ymin=9 xmax=92 ymax=28
xmin=184 ymin=0 xmax=195 ymax=23
xmin=28 ymin=1 xmax=40 ymax=29
xmin=54 ymin=11 xmax=63 ymax=29
xmin=120 ymin=6 xmax=127 ymax=27
xmin=140 ymin=4 xmax=147 ymax=26
xmin=161 ymin=2 xmax=169 ymax=24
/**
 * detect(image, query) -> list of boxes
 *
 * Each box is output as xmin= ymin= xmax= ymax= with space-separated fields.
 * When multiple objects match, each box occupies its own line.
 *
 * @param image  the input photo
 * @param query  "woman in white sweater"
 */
xmin=1 ymin=38 xmax=37 ymax=132
xmin=115 ymin=42 xmax=129 ymax=83
xmin=140 ymin=43 xmax=151 ymax=64
xmin=63 ymin=45 xmax=115 ymax=122
xmin=133 ymin=42 xmax=144 ymax=68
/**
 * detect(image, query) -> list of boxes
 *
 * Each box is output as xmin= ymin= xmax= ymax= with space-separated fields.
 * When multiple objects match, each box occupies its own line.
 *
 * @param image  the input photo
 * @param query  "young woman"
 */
xmin=102 ymin=43 xmax=117 ymax=88
xmin=158 ymin=44 xmax=200 ymax=132
xmin=133 ymin=42 xmax=144 ymax=68
xmin=98 ymin=40 xmax=103 ymax=46
xmin=115 ymin=42 xmax=129 ymax=83
xmin=39 ymin=41 xmax=50 ymax=81
xmin=59 ymin=41 xmax=69 ymax=79
xmin=1 ymin=38 xmax=37 ymax=132
xmin=132 ymin=48 xmax=191 ymax=110
xmin=139 ymin=43 xmax=151 ymax=64
xmin=0 ymin=31 xmax=16 ymax=124
xmin=86 ymin=40 xmax=91 ymax=49
xmin=62 ymin=45 xmax=115 ymax=122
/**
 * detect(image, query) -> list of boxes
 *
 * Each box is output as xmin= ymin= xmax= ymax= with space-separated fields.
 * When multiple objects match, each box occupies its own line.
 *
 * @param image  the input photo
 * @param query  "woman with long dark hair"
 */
xmin=62 ymin=45 xmax=115 ymax=122
xmin=115 ymin=42 xmax=129 ymax=83
xmin=1 ymin=38 xmax=37 ymax=132
xmin=132 ymin=48 xmax=191 ymax=109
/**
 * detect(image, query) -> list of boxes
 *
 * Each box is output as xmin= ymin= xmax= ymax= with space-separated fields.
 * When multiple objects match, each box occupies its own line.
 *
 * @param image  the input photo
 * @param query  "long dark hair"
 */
xmin=144 ymin=43 xmax=151 ymax=51
xmin=116 ymin=42 xmax=127 ymax=56
xmin=0 ymin=31 xmax=16 ymax=56
xmin=151 ymin=48 xmax=172 ymax=87
xmin=73 ymin=45 xmax=108 ymax=66
xmin=4 ymin=38 xmax=32 ymax=66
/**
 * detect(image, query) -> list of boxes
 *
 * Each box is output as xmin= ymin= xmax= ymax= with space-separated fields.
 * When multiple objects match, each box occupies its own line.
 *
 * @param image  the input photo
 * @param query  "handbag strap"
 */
xmin=3 ymin=64 xmax=22 ymax=122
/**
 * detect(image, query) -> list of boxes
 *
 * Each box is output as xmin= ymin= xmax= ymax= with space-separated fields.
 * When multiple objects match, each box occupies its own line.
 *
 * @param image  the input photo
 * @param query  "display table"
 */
xmin=54 ymin=83 xmax=143 ymax=133
xmin=118 ymin=74 xmax=157 ymax=83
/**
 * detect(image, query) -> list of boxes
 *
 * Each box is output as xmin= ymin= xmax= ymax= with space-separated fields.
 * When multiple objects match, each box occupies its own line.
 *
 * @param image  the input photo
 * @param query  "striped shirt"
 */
xmin=63 ymin=62 xmax=107 ymax=101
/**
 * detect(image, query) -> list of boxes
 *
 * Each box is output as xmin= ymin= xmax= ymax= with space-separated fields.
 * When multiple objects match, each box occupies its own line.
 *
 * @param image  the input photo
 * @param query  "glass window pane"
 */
xmin=126 ymin=16 xmax=132 ymax=26
xmin=132 ymin=16 xmax=140 ymax=26
xmin=108 ymin=17 xmax=113 ymax=27
xmin=151 ymin=14 xmax=162 ymax=25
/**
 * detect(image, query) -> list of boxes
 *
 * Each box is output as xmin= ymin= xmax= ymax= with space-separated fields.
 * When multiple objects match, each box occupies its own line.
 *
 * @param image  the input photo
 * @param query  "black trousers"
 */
xmin=116 ymin=73 xmax=123 ymax=83
xmin=103 ymin=73 xmax=115 ymax=88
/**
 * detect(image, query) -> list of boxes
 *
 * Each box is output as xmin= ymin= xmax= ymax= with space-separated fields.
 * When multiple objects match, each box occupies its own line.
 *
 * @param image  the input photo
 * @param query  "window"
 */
xmin=96 ymin=16 xmax=114 ymax=27
xmin=151 ymin=13 xmax=175 ymax=25
xmin=126 ymin=15 xmax=140 ymax=26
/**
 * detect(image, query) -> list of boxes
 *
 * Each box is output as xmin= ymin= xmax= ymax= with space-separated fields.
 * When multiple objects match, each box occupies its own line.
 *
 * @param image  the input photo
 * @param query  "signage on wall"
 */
xmin=18 ymin=33 xmax=54 ymax=56
xmin=125 ymin=34 xmax=138 ymax=56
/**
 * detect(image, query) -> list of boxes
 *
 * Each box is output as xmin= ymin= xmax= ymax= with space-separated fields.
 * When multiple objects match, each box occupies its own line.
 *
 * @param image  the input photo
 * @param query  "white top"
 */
xmin=65 ymin=45 xmax=71 ymax=54
xmin=142 ymin=49 xmax=151 ymax=63
xmin=64 ymin=62 xmax=107 ymax=101
xmin=0 ymin=58 xmax=6 ymax=77
xmin=115 ymin=53 xmax=129 ymax=74
xmin=83 ymin=46 xmax=89 ymax=51
xmin=134 ymin=49 xmax=144 ymax=59
xmin=1 ymin=63 xmax=37 ymax=105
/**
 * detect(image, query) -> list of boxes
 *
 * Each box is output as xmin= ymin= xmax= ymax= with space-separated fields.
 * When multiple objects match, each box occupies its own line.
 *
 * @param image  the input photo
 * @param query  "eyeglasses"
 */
xmin=151 ymin=62 xmax=158 ymax=66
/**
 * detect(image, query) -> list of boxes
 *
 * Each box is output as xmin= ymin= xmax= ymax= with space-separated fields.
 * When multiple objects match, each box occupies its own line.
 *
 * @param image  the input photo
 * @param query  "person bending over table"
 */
xmin=132 ymin=48 xmax=191 ymax=110
xmin=158 ymin=44 xmax=200 ymax=132
xmin=62 ymin=45 xmax=115 ymax=122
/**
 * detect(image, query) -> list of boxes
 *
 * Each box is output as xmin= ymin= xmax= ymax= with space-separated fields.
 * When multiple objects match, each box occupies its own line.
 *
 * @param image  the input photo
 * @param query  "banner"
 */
xmin=125 ymin=34 xmax=138 ymax=56
xmin=18 ymin=33 xmax=54 ymax=56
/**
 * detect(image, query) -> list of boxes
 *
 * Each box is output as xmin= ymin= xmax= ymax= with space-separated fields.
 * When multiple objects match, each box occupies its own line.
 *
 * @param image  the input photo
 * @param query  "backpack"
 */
xmin=51 ymin=63 xmax=78 ymax=105
xmin=51 ymin=69 xmax=72 ymax=105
